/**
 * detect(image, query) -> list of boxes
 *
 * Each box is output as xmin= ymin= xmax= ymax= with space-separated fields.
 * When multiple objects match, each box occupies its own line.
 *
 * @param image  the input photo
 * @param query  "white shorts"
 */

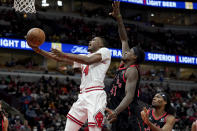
xmin=67 ymin=89 xmax=107 ymax=128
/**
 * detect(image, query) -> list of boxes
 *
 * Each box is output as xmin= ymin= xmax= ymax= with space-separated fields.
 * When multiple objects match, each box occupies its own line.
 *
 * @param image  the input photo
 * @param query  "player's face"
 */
xmin=122 ymin=48 xmax=136 ymax=61
xmin=152 ymin=94 xmax=166 ymax=107
xmin=88 ymin=37 xmax=100 ymax=52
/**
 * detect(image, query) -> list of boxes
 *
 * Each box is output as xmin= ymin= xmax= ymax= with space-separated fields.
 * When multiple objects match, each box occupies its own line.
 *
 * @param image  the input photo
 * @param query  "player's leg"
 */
xmin=111 ymin=115 xmax=130 ymax=131
xmin=64 ymin=95 xmax=88 ymax=131
xmin=64 ymin=118 xmax=81 ymax=131
xmin=129 ymin=110 xmax=145 ymax=131
xmin=87 ymin=91 xmax=107 ymax=131
xmin=129 ymin=118 xmax=144 ymax=131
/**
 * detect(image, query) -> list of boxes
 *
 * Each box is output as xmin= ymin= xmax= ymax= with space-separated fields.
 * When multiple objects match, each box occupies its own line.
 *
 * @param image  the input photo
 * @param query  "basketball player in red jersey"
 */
xmin=141 ymin=92 xmax=176 ymax=131
xmin=105 ymin=1 xmax=145 ymax=131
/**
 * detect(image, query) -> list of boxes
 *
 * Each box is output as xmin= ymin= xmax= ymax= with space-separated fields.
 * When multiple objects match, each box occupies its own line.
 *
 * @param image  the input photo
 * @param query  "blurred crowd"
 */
xmin=2 ymin=57 xmax=197 ymax=82
xmin=0 ymin=75 xmax=196 ymax=130
xmin=1 ymin=75 xmax=79 ymax=131
xmin=141 ymin=68 xmax=197 ymax=82
xmin=0 ymin=9 xmax=197 ymax=56
xmin=4 ymin=57 xmax=37 ymax=69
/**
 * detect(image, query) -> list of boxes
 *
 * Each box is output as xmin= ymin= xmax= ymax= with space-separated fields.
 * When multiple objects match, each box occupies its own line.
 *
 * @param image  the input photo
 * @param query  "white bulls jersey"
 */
xmin=66 ymin=47 xmax=111 ymax=130
xmin=73 ymin=47 xmax=111 ymax=90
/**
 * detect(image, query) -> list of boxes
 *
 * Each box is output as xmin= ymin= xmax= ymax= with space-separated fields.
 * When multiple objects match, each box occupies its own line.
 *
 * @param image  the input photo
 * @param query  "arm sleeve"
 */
xmin=96 ymin=48 xmax=111 ymax=61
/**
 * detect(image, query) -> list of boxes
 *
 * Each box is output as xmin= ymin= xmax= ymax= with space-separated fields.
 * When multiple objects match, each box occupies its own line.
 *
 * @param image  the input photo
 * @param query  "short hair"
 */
xmin=158 ymin=92 xmax=175 ymax=115
xmin=133 ymin=46 xmax=145 ymax=64
xmin=98 ymin=37 xmax=107 ymax=47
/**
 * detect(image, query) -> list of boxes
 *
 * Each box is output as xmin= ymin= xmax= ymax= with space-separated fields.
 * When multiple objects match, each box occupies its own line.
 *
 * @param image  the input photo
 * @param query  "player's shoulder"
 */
xmin=97 ymin=47 xmax=110 ymax=52
xmin=96 ymin=47 xmax=111 ymax=59
xmin=166 ymin=114 xmax=175 ymax=123
xmin=125 ymin=67 xmax=138 ymax=80
xmin=126 ymin=66 xmax=138 ymax=75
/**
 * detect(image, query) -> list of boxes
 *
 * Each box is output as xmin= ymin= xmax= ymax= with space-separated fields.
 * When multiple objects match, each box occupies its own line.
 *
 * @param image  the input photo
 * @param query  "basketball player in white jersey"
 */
xmin=29 ymin=37 xmax=111 ymax=131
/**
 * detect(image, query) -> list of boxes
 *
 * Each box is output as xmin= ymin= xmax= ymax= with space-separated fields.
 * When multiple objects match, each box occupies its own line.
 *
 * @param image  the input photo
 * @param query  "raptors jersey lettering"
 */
xmin=108 ymin=64 xmax=140 ymax=115
xmin=107 ymin=64 xmax=144 ymax=131
xmin=144 ymin=109 xmax=168 ymax=131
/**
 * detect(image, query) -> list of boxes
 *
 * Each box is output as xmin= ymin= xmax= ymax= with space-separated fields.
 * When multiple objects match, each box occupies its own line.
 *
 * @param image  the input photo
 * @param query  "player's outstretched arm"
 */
xmin=51 ymin=48 xmax=102 ymax=65
xmin=30 ymin=46 xmax=73 ymax=65
xmin=110 ymin=1 xmax=130 ymax=54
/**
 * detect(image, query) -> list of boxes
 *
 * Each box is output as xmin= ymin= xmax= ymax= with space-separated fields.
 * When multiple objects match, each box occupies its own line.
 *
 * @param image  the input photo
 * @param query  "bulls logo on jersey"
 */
xmin=94 ymin=110 xmax=104 ymax=128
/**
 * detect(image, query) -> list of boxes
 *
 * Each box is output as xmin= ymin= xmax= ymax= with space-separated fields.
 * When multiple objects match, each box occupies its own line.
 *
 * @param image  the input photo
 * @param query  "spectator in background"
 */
xmin=20 ymin=120 xmax=31 ymax=131
xmin=189 ymin=73 xmax=196 ymax=80
xmin=14 ymin=120 xmax=22 ymax=131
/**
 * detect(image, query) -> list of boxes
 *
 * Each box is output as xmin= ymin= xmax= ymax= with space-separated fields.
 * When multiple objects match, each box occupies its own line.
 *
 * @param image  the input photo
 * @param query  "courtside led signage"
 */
xmin=117 ymin=0 xmax=197 ymax=10
xmin=1 ymin=37 xmax=197 ymax=65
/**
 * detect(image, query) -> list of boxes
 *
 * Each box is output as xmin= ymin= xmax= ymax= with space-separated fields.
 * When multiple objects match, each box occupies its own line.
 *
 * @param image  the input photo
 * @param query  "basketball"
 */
xmin=26 ymin=28 xmax=45 ymax=47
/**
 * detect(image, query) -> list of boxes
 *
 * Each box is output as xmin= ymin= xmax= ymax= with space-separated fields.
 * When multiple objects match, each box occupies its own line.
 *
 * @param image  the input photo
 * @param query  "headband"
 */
xmin=159 ymin=92 xmax=167 ymax=101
